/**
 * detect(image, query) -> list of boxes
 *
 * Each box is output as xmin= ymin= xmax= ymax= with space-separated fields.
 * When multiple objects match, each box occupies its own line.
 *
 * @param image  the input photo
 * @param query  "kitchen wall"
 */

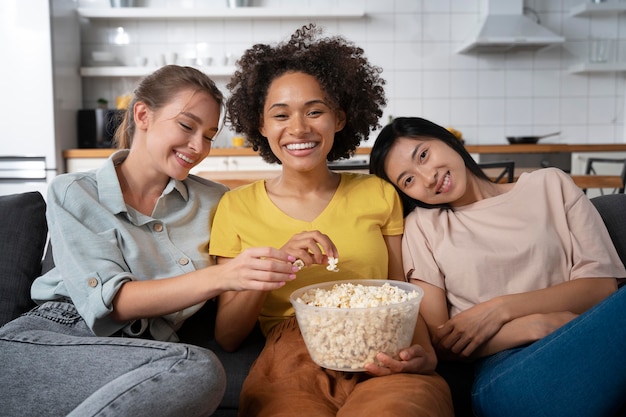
xmin=78 ymin=0 xmax=626 ymax=147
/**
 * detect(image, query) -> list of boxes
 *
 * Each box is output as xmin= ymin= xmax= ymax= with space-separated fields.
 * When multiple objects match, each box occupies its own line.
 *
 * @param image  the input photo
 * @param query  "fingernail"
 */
xmin=288 ymin=255 xmax=296 ymax=261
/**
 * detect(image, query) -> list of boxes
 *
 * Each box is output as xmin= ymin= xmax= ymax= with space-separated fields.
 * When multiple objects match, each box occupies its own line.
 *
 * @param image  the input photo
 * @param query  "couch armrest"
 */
xmin=591 ymin=194 xmax=626 ymax=286
xmin=0 ymin=192 xmax=48 ymax=326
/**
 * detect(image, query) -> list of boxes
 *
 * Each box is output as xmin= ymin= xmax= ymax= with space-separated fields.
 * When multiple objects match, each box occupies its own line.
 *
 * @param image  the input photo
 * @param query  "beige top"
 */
xmin=403 ymin=168 xmax=626 ymax=318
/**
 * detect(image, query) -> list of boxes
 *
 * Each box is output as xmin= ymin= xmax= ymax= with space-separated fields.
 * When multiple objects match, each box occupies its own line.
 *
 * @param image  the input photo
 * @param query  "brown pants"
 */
xmin=239 ymin=317 xmax=454 ymax=417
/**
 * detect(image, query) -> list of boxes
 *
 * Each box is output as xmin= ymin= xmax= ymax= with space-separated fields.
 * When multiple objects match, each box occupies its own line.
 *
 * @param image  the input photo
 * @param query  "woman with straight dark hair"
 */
xmin=370 ymin=116 xmax=626 ymax=417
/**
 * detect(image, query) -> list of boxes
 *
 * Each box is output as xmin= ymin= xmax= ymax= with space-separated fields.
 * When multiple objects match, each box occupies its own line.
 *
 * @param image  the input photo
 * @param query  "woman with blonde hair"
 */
xmin=0 ymin=65 xmax=298 ymax=417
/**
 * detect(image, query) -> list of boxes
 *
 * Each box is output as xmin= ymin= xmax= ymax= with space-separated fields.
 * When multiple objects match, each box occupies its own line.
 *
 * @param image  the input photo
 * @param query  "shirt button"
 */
xmin=179 ymin=257 xmax=189 ymax=266
xmin=153 ymin=223 xmax=163 ymax=232
xmin=87 ymin=278 xmax=98 ymax=288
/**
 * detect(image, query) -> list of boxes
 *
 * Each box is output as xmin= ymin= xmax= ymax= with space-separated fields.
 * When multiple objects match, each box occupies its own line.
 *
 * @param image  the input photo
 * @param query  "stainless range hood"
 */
xmin=458 ymin=0 xmax=564 ymax=54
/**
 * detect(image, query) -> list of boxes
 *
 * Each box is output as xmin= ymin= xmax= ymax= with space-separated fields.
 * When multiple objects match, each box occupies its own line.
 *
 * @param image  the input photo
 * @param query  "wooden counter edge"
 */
xmin=63 ymin=147 xmax=373 ymax=158
xmin=63 ymin=144 xmax=626 ymax=159
xmin=464 ymin=144 xmax=626 ymax=153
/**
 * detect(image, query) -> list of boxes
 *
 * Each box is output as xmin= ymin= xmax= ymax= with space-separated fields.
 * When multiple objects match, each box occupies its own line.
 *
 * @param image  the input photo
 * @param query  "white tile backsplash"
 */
xmin=478 ymin=98 xmax=506 ymax=127
xmin=450 ymin=70 xmax=478 ymax=98
xmin=505 ymin=98 xmax=533 ymax=126
xmin=77 ymin=0 xmax=626 ymax=145
xmin=449 ymin=98 xmax=478 ymax=126
xmin=532 ymin=98 xmax=561 ymax=126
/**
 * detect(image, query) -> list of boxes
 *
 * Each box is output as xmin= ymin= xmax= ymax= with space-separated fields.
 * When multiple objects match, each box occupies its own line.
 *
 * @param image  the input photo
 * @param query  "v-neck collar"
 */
xmin=257 ymin=173 xmax=344 ymax=226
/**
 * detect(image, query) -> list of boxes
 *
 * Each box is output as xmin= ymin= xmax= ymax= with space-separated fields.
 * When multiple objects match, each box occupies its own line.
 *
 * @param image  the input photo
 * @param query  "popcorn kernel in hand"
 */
xmin=326 ymin=257 xmax=339 ymax=272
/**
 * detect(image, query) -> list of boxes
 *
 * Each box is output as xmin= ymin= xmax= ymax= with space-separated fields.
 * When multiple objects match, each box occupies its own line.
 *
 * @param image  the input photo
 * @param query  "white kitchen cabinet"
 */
xmin=191 ymin=156 xmax=230 ymax=173
xmin=66 ymin=155 xmax=275 ymax=174
xmin=227 ymin=156 xmax=277 ymax=171
xmin=66 ymin=157 xmax=108 ymax=173
xmin=190 ymin=156 xmax=275 ymax=173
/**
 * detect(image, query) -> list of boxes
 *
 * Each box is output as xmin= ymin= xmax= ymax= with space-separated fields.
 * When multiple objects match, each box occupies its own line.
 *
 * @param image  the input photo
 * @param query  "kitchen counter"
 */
xmin=62 ymin=144 xmax=626 ymax=159
xmin=465 ymin=144 xmax=626 ymax=153
xmin=63 ymin=146 xmax=625 ymax=192
xmin=63 ymin=147 xmax=372 ymax=158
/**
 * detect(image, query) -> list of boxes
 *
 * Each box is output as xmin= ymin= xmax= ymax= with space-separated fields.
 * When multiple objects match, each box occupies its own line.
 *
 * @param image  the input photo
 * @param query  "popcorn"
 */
xmin=292 ymin=257 xmax=338 ymax=272
xmin=326 ymin=257 xmax=339 ymax=272
xmin=296 ymin=282 xmax=418 ymax=308
xmin=293 ymin=259 xmax=305 ymax=270
xmin=292 ymin=281 xmax=422 ymax=371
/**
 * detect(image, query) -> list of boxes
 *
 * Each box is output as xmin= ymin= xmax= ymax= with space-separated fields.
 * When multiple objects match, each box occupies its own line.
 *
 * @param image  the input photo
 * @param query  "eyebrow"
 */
xmin=181 ymin=111 xmax=219 ymax=133
xmin=180 ymin=111 xmax=202 ymax=123
xmin=267 ymin=99 xmax=329 ymax=111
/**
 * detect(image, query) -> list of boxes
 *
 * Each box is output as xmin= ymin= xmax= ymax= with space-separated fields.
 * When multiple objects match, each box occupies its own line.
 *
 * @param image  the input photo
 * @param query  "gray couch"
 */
xmin=1 ymin=191 xmax=625 ymax=416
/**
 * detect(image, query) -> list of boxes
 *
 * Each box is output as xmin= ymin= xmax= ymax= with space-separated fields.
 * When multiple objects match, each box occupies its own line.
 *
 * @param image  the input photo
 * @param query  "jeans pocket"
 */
xmin=26 ymin=301 xmax=83 ymax=327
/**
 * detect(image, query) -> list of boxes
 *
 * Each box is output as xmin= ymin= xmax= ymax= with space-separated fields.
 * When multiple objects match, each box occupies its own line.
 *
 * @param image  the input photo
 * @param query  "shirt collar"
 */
xmin=95 ymin=150 xmax=190 ymax=215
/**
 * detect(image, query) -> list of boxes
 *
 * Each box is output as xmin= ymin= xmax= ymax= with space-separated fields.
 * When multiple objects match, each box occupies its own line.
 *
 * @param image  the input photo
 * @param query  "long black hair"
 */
xmin=369 ymin=117 xmax=489 ymax=216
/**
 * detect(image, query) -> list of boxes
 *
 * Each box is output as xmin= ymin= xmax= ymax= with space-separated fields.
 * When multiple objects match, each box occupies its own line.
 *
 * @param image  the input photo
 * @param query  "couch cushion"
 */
xmin=0 ymin=192 xmax=48 ymax=326
xmin=591 ymin=194 xmax=626 ymax=269
xmin=178 ymin=299 xmax=265 ymax=411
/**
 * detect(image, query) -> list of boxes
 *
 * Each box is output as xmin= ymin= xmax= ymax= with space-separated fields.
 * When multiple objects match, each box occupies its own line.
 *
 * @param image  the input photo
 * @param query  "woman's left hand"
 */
xmin=434 ymin=298 xmax=506 ymax=358
xmin=363 ymin=344 xmax=437 ymax=376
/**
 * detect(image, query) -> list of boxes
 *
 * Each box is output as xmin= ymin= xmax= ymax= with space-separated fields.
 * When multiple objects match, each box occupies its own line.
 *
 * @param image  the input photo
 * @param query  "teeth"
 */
xmin=438 ymin=173 xmax=450 ymax=193
xmin=176 ymin=152 xmax=194 ymax=164
xmin=286 ymin=142 xmax=315 ymax=151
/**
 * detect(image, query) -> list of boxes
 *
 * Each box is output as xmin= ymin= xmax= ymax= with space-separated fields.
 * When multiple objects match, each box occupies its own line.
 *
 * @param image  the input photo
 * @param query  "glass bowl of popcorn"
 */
xmin=290 ymin=279 xmax=424 ymax=372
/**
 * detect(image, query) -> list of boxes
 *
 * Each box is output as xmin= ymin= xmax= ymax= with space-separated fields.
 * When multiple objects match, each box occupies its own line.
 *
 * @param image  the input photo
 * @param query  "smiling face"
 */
xmin=384 ymin=136 xmax=477 ymax=207
xmin=136 ymin=88 xmax=221 ymax=181
xmin=259 ymin=72 xmax=346 ymax=172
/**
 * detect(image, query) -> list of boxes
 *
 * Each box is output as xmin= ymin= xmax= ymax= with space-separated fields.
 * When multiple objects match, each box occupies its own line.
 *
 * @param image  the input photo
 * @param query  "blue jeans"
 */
xmin=0 ymin=301 xmax=225 ymax=417
xmin=472 ymin=285 xmax=626 ymax=417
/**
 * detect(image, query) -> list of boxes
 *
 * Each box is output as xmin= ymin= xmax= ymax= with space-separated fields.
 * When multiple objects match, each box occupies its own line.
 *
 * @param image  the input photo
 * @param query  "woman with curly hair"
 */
xmin=208 ymin=25 xmax=454 ymax=417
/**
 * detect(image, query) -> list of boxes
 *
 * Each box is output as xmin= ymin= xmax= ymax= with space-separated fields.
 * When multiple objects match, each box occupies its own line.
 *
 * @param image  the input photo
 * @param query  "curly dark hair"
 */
xmin=226 ymin=24 xmax=387 ymax=164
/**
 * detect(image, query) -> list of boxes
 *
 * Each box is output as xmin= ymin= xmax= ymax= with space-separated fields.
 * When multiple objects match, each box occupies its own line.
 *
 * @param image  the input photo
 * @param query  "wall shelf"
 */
xmin=569 ymin=2 xmax=626 ymax=17
xmin=79 ymin=65 xmax=236 ymax=77
xmin=568 ymin=62 xmax=626 ymax=74
xmin=77 ymin=7 xmax=366 ymax=20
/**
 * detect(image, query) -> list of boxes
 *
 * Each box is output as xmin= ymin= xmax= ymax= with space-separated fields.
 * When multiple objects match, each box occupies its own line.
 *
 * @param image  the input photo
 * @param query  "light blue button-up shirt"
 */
xmin=31 ymin=150 xmax=227 ymax=340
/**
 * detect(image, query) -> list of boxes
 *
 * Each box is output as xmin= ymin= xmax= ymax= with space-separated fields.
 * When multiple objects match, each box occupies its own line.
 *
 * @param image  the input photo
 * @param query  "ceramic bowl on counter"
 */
xmin=90 ymin=51 xmax=117 ymax=66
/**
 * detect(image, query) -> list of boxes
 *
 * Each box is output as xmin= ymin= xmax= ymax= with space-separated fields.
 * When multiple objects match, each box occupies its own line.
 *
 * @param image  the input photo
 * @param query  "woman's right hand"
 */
xmin=280 ymin=230 xmax=339 ymax=268
xmin=219 ymin=247 xmax=299 ymax=292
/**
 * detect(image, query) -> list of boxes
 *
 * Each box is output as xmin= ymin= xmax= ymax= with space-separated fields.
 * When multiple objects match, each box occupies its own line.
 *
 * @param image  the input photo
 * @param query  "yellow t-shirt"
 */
xmin=209 ymin=172 xmax=404 ymax=334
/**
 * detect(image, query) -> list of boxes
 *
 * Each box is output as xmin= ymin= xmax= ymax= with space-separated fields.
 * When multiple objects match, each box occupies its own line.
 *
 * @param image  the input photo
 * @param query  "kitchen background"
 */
xmin=78 ymin=0 xmax=626 ymax=147
xmin=2 ymin=0 xmax=626 ymax=197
